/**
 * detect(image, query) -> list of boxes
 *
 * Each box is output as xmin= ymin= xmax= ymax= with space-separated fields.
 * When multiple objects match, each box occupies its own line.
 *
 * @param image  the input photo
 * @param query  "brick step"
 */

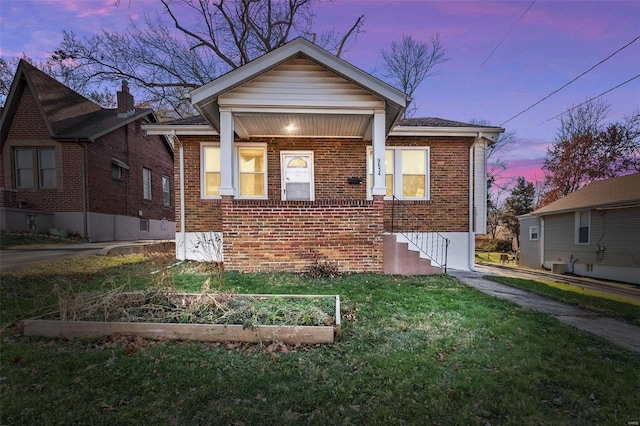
xmin=383 ymin=234 xmax=443 ymax=275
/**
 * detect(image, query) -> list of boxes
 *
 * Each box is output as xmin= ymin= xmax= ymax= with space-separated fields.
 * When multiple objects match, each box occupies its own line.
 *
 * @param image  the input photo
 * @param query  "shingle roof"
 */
xmin=160 ymin=115 xmax=501 ymax=129
xmin=1 ymin=60 xmax=164 ymax=145
xmin=532 ymin=173 xmax=640 ymax=215
xmin=19 ymin=60 xmax=102 ymax=135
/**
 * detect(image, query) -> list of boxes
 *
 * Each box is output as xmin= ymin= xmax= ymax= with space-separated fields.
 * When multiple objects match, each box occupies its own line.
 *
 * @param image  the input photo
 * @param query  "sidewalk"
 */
xmin=449 ymin=269 xmax=640 ymax=353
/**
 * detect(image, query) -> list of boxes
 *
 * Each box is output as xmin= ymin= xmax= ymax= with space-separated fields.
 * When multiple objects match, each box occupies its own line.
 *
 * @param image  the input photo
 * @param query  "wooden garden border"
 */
xmin=21 ymin=294 xmax=341 ymax=345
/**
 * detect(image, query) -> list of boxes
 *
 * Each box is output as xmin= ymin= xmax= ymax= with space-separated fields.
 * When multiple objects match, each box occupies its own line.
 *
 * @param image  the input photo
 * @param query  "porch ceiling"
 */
xmin=232 ymin=112 xmax=373 ymax=139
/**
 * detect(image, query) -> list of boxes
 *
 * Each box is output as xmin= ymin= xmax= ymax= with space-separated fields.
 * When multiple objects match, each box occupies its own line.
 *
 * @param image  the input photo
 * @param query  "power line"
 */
xmin=500 ymin=34 xmax=640 ymax=127
xmin=481 ymin=0 xmax=536 ymax=67
xmin=534 ymin=73 xmax=640 ymax=127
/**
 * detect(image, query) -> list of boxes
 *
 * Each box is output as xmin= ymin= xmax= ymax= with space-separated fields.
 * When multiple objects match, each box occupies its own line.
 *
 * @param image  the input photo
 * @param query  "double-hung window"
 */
xmin=575 ymin=211 xmax=590 ymax=244
xmin=143 ymin=168 xmax=152 ymax=200
xmin=14 ymin=147 xmax=57 ymax=189
xmin=162 ymin=175 xmax=171 ymax=206
xmin=529 ymin=226 xmax=539 ymax=241
xmin=201 ymin=143 xmax=267 ymax=199
xmin=367 ymin=147 xmax=429 ymax=200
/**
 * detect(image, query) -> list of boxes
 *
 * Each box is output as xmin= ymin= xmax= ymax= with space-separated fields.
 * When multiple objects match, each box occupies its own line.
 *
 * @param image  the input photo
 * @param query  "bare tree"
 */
xmin=541 ymin=99 xmax=639 ymax=205
xmin=49 ymin=0 xmax=365 ymax=118
xmin=468 ymin=118 xmax=515 ymax=189
xmin=381 ymin=33 xmax=449 ymax=117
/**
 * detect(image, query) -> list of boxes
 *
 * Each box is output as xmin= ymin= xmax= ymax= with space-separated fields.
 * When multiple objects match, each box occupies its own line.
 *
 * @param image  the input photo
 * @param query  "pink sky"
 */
xmin=1 ymin=0 xmax=639 ymax=188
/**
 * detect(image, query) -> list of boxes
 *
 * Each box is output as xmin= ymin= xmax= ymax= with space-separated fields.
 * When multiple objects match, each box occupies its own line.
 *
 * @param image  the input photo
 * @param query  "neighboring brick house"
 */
xmin=0 ymin=60 xmax=175 ymax=241
xmin=144 ymin=38 xmax=503 ymax=274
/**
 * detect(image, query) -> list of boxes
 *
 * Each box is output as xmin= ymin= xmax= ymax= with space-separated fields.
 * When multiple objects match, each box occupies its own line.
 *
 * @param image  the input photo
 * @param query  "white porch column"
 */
xmin=219 ymin=109 xmax=235 ymax=196
xmin=371 ymin=110 xmax=387 ymax=196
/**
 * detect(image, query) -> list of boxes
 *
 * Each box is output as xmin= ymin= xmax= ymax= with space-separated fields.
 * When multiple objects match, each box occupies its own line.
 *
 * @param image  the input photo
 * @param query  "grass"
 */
xmin=485 ymin=275 xmax=640 ymax=326
xmin=1 ymin=253 xmax=640 ymax=425
xmin=0 ymin=231 xmax=77 ymax=250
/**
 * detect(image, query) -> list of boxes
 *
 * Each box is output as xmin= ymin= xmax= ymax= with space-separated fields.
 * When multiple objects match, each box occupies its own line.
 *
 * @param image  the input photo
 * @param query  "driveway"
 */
xmin=0 ymin=240 xmax=175 ymax=273
xmin=0 ymin=243 xmax=109 ymax=272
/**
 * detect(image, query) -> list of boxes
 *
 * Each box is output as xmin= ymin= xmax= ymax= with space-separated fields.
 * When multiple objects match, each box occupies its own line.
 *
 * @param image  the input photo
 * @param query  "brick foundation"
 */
xmin=222 ymin=198 xmax=384 ymax=273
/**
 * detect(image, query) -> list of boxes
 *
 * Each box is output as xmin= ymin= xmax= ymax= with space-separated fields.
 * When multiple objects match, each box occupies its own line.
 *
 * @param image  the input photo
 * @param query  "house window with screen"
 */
xmin=367 ymin=147 xmax=429 ymax=199
xmin=575 ymin=211 xmax=590 ymax=244
xmin=14 ymin=147 xmax=56 ymax=189
xmin=143 ymin=168 xmax=152 ymax=200
xmin=162 ymin=175 xmax=171 ymax=206
xmin=529 ymin=226 xmax=539 ymax=241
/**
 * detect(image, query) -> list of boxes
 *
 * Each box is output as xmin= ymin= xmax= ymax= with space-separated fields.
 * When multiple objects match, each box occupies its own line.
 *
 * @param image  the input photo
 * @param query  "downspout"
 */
xmin=177 ymin=131 xmax=187 ymax=261
xmin=539 ymin=217 xmax=545 ymax=269
xmin=76 ymin=140 xmax=89 ymax=241
xmin=150 ymin=131 xmax=185 ymax=275
xmin=468 ymin=136 xmax=482 ymax=272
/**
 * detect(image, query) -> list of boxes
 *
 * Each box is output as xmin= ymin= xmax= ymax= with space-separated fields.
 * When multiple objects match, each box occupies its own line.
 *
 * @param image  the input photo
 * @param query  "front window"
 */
xmin=575 ymin=211 xmax=590 ymax=244
xmin=238 ymin=147 xmax=266 ymax=198
xmin=162 ymin=175 xmax=171 ymax=206
xmin=143 ymin=168 xmax=152 ymax=200
xmin=529 ymin=226 xmax=539 ymax=241
xmin=14 ymin=147 xmax=57 ymax=189
xmin=201 ymin=143 xmax=267 ymax=199
xmin=367 ymin=147 xmax=429 ymax=200
xmin=203 ymin=146 xmax=221 ymax=197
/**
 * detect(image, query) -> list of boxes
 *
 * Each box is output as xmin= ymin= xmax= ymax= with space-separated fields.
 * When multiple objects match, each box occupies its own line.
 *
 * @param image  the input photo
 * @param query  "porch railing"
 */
xmin=390 ymin=196 xmax=450 ymax=273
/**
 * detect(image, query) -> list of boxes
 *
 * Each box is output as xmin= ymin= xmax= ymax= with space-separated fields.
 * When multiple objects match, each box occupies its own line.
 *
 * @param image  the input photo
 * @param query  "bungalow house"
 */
xmin=144 ymin=37 xmax=503 ymax=274
xmin=0 ymin=60 xmax=175 ymax=241
xmin=518 ymin=173 xmax=640 ymax=284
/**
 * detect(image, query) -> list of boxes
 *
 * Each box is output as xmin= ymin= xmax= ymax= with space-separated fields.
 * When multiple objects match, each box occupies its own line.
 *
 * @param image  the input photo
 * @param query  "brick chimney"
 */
xmin=117 ymin=80 xmax=135 ymax=118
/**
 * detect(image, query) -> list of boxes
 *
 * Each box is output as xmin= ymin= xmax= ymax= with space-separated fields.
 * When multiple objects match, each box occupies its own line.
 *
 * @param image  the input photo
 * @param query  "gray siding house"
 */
xmin=518 ymin=173 xmax=640 ymax=285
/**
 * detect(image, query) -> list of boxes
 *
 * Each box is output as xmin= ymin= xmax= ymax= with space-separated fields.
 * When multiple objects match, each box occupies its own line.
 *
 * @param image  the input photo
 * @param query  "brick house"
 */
xmin=0 ymin=60 xmax=175 ymax=241
xmin=144 ymin=38 xmax=503 ymax=273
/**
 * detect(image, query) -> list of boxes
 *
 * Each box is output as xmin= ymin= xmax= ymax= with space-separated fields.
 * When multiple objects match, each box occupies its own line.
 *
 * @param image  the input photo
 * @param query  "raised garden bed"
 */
xmin=21 ymin=292 xmax=341 ymax=345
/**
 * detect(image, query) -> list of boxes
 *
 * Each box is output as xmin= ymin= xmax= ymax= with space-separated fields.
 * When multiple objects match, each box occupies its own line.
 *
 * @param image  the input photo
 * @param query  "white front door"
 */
xmin=281 ymin=151 xmax=314 ymax=201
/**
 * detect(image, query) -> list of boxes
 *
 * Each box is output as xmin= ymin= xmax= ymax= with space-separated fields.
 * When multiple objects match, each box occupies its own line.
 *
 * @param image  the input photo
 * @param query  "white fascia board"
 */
xmin=141 ymin=124 xmax=219 ymax=136
xmin=390 ymin=126 xmax=503 ymax=140
xmin=190 ymin=38 xmax=407 ymax=110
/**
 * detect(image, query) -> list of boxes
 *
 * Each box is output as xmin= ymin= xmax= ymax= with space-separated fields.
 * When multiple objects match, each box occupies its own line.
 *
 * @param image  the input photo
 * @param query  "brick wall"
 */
xmin=176 ymin=134 xmax=473 ymax=272
xmin=88 ymin=121 xmax=174 ymax=221
xmin=384 ymin=136 xmax=471 ymax=232
xmin=222 ymin=198 xmax=384 ymax=273
xmin=1 ymin=87 xmax=81 ymax=212
xmin=177 ymin=136 xmax=222 ymax=231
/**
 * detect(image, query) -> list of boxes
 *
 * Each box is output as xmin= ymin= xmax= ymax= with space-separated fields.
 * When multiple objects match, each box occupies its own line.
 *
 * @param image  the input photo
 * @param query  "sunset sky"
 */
xmin=1 ymin=0 xmax=639 ymax=187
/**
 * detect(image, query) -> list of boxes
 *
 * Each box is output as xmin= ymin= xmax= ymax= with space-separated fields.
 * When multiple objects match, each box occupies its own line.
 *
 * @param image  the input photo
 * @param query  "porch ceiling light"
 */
xmin=285 ymin=123 xmax=297 ymax=132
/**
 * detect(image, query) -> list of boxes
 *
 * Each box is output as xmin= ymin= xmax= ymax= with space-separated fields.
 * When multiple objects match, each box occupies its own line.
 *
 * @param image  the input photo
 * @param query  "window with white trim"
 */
xmin=14 ymin=147 xmax=57 ymax=189
xmin=201 ymin=143 xmax=267 ymax=199
xmin=162 ymin=175 xmax=171 ymax=206
xmin=367 ymin=147 xmax=430 ymax=200
xmin=143 ymin=168 xmax=152 ymax=200
xmin=575 ymin=211 xmax=590 ymax=244
xmin=529 ymin=226 xmax=539 ymax=241
xmin=238 ymin=146 xmax=266 ymax=198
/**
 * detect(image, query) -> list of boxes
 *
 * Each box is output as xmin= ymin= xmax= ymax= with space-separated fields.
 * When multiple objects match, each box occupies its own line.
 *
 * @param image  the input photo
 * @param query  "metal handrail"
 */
xmin=390 ymin=196 xmax=450 ymax=273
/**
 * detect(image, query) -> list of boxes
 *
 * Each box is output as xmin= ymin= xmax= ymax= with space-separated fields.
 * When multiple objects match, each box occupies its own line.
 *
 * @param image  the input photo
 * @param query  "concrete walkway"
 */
xmin=449 ymin=269 xmax=640 ymax=353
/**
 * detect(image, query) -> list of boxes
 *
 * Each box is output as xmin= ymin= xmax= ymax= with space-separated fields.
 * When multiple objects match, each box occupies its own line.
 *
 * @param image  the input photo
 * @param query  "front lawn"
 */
xmin=1 ymin=254 xmax=639 ymax=424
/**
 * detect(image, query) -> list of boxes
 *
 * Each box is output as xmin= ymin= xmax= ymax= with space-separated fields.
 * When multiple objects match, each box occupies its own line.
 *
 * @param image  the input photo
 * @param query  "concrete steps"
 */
xmin=383 ymin=234 xmax=443 ymax=275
